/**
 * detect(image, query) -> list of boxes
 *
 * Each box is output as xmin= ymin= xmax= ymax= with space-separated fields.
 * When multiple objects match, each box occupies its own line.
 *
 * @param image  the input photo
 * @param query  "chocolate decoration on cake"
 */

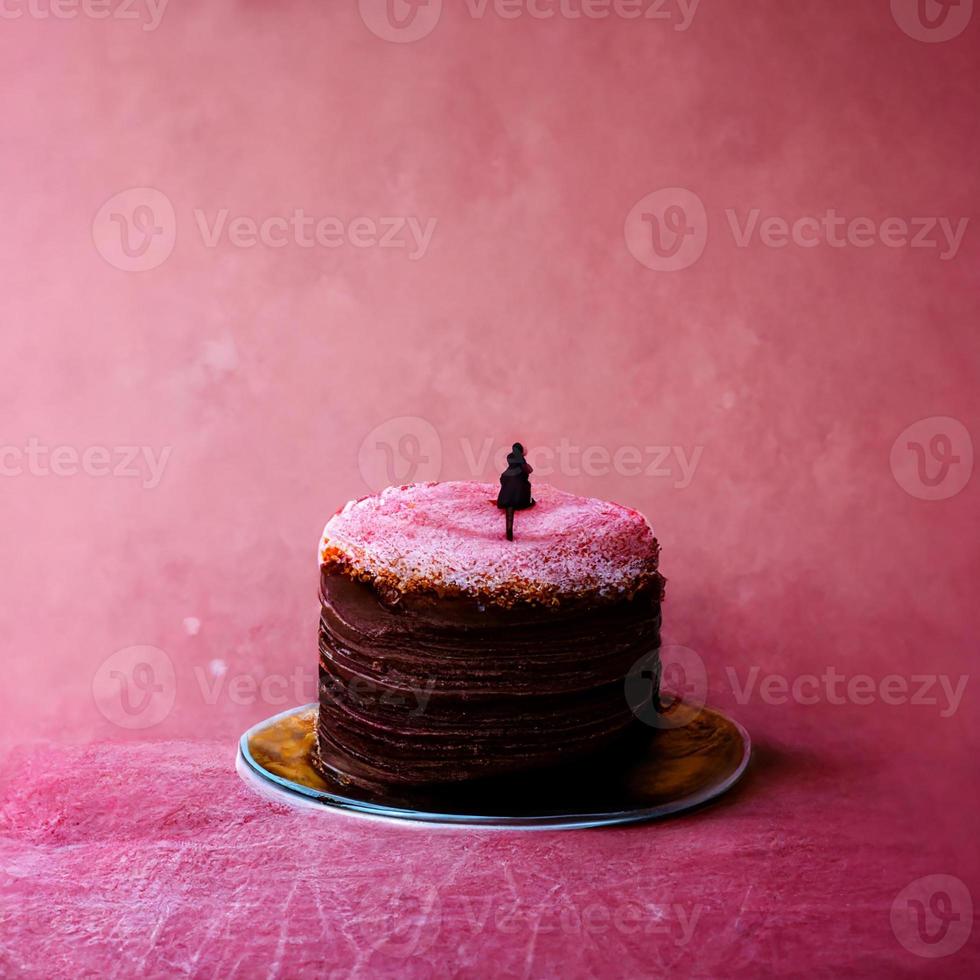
xmin=314 ymin=481 xmax=665 ymax=791
xmin=496 ymin=441 xmax=535 ymax=541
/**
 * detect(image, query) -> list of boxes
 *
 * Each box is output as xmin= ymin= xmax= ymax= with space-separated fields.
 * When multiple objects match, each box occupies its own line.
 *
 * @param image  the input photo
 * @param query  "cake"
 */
xmin=314 ymin=481 xmax=665 ymax=791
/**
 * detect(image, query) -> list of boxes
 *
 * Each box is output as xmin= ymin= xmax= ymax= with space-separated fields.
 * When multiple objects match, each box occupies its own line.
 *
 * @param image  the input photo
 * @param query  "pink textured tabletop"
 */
xmin=3 ymin=700 xmax=977 ymax=977
xmin=2 ymin=0 xmax=979 ymax=976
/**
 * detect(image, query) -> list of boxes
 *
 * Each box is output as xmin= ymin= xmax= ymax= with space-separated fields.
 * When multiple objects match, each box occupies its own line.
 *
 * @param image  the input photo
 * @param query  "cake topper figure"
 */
xmin=497 ymin=442 xmax=535 ymax=541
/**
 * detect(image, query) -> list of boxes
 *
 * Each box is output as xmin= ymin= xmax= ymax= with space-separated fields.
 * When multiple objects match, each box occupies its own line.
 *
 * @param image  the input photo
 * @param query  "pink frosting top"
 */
xmin=319 ymin=481 xmax=662 ymax=606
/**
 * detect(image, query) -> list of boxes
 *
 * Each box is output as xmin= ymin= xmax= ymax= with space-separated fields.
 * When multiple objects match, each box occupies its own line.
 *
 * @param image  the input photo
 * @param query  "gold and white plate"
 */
xmin=237 ymin=702 xmax=751 ymax=830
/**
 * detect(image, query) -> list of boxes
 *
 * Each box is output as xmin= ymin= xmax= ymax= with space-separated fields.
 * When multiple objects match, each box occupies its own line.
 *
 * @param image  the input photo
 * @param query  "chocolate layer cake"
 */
xmin=315 ymin=481 xmax=664 ymax=790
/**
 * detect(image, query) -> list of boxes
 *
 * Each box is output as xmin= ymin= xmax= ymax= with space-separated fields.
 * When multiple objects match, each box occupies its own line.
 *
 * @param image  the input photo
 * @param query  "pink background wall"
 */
xmin=1 ymin=0 xmax=978 ymax=975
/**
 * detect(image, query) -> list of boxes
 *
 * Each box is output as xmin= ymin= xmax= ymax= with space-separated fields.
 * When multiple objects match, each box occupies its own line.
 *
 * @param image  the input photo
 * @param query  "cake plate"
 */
xmin=236 ymin=703 xmax=751 ymax=830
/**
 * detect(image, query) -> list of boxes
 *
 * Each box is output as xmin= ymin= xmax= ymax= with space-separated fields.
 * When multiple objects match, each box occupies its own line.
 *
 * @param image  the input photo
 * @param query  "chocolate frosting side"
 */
xmin=315 ymin=570 xmax=662 ymax=789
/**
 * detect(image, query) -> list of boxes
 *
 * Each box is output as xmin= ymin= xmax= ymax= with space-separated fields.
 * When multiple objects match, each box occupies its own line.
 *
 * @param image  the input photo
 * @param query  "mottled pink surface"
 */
xmin=1 ymin=0 xmax=979 ymax=976
xmin=320 ymin=481 xmax=659 ymax=601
